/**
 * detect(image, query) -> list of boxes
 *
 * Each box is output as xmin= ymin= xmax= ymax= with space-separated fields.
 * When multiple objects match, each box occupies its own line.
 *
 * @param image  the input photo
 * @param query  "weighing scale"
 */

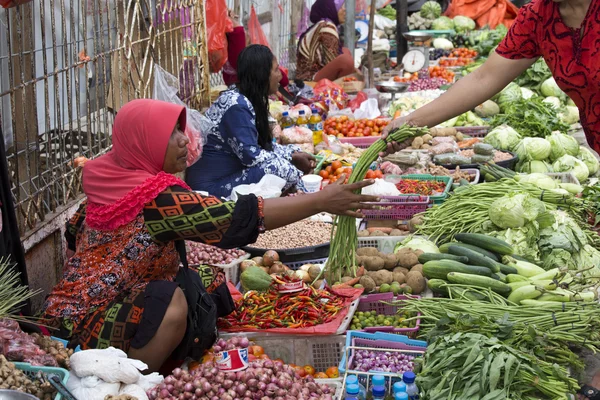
xmin=401 ymin=31 xmax=433 ymax=73
xmin=374 ymin=81 xmax=409 ymax=102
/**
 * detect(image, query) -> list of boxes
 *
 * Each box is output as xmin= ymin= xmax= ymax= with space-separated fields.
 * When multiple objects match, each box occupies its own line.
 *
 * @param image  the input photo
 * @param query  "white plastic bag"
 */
xmin=66 ymin=374 xmax=120 ymax=400
xmin=361 ymin=178 xmax=400 ymax=196
xmin=70 ymin=347 xmax=147 ymax=384
xmin=229 ymin=174 xmax=286 ymax=201
xmin=119 ymin=383 xmax=149 ymax=400
xmin=153 ymin=65 xmax=209 ymax=167
xmin=354 ymin=99 xmax=381 ymax=120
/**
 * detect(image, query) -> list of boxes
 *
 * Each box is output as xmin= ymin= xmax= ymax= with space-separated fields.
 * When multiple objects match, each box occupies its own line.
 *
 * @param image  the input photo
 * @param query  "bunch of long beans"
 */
xmin=324 ymin=125 xmax=428 ymax=282
xmin=0 ymin=257 xmax=40 ymax=319
xmin=397 ymin=291 xmax=600 ymax=371
xmin=416 ymin=177 xmax=590 ymax=242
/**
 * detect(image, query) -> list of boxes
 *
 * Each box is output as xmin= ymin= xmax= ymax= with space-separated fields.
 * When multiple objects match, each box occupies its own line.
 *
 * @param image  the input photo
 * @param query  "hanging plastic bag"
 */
xmin=248 ymin=5 xmax=270 ymax=47
xmin=0 ymin=0 xmax=32 ymax=8
xmin=205 ymin=0 xmax=233 ymax=72
xmin=153 ymin=65 xmax=208 ymax=167
xmin=348 ymin=92 xmax=368 ymax=112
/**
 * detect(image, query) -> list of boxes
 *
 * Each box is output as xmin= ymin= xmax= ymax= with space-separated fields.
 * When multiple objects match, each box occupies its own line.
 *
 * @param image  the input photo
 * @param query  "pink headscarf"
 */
xmin=83 ymin=99 xmax=191 ymax=230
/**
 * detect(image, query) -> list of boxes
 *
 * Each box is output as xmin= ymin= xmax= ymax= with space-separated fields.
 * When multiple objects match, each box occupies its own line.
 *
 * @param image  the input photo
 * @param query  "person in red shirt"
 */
xmin=381 ymin=0 xmax=599 ymax=157
xmin=222 ymin=11 xmax=289 ymax=88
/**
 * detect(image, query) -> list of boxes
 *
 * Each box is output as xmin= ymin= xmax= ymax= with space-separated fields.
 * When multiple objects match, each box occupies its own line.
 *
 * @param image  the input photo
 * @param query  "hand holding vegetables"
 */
xmin=314 ymin=176 xmax=380 ymax=218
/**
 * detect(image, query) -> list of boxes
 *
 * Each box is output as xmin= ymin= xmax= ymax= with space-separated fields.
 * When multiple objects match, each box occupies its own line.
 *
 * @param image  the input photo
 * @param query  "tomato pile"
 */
xmin=396 ymin=179 xmax=447 ymax=195
xmin=439 ymin=57 xmax=475 ymax=67
xmin=343 ymin=76 xmax=359 ymax=82
xmin=394 ymin=72 xmax=419 ymax=83
xmin=428 ymin=65 xmax=455 ymax=83
xmin=319 ymin=161 xmax=384 ymax=185
xmin=450 ymin=48 xmax=478 ymax=58
xmin=324 ymin=116 xmax=390 ymax=138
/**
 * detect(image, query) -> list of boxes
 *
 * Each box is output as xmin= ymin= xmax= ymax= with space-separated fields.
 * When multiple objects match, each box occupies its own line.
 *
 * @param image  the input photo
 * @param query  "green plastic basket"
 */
xmin=13 ymin=362 xmax=70 ymax=400
xmin=384 ymin=174 xmax=452 ymax=204
xmin=314 ymin=154 xmax=326 ymax=173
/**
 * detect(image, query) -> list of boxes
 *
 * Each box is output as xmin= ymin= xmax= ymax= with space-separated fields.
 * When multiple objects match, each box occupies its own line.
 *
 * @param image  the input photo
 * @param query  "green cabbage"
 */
xmin=453 ymin=16 xmax=476 ymax=33
xmin=552 ymin=154 xmax=589 ymax=182
xmin=515 ymin=173 xmax=557 ymax=190
xmin=539 ymin=210 xmax=587 ymax=258
xmin=546 ymin=132 xmax=580 ymax=161
xmin=513 ymin=137 xmax=551 ymax=161
xmin=542 ymin=96 xmax=561 ymax=109
xmin=566 ymin=97 xmax=576 ymax=107
xmin=540 ymin=77 xmax=566 ymax=99
xmin=520 ymin=87 xmax=535 ymax=100
xmin=541 ymin=248 xmax=576 ymax=270
xmin=559 ymin=106 xmax=580 ymax=125
xmin=578 ymin=146 xmax=599 ymax=175
xmin=433 ymin=38 xmax=453 ymax=50
xmin=486 ymin=223 xmax=540 ymax=262
xmin=495 ymin=83 xmax=522 ymax=112
xmin=483 ymin=125 xmax=522 ymax=151
xmin=395 ymin=236 xmax=439 ymax=254
xmin=474 ymin=100 xmax=500 ymax=118
xmin=517 ymin=160 xmax=553 ymax=174
xmin=431 ymin=16 xmax=454 ymax=30
xmin=573 ymin=245 xmax=600 ymax=275
xmin=489 ymin=192 xmax=546 ymax=229
xmin=420 ymin=1 xmax=442 ymax=19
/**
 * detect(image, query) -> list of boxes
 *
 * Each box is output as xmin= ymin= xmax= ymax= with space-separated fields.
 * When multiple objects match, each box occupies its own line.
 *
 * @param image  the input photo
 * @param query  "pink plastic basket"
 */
xmin=360 ymin=195 xmax=429 ymax=220
xmin=354 ymin=293 xmax=421 ymax=337
xmin=455 ymin=126 xmax=490 ymax=138
xmin=339 ymin=136 xmax=381 ymax=149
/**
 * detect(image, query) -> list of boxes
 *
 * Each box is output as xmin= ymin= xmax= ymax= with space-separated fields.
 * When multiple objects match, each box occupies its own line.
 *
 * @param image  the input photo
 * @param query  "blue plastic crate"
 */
xmin=51 ymin=336 xmax=81 ymax=353
xmin=13 ymin=362 xmax=70 ymax=400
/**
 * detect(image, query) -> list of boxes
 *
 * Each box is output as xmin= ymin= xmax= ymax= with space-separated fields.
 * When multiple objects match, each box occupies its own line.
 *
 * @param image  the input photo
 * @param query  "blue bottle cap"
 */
xmin=395 ymin=393 xmax=409 ymax=400
xmin=346 ymin=375 xmax=358 ymax=385
xmin=403 ymin=371 xmax=416 ymax=384
xmin=372 ymin=385 xmax=386 ymax=397
xmin=346 ymin=384 xmax=360 ymax=395
xmin=299 ymin=110 xmax=305 ymax=115
xmin=283 ymin=111 xmax=289 ymax=116
xmin=312 ymin=108 xmax=319 ymax=114
xmin=372 ymin=375 xmax=386 ymax=387
xmin=393 ymin=381 xmax=407 ymax=393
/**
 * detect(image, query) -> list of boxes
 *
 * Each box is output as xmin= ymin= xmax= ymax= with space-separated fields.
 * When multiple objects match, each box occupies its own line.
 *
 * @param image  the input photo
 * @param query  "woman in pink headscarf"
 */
xmin=296 ymin=0 xmax=356 ymax=82
xmin=40 ymin=99 xmax=378 ymax=372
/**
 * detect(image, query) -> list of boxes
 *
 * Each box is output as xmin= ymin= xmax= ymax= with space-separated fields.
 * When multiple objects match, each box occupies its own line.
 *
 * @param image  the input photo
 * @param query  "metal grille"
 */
xmin=0 ymin=0 xmax=210 ymax=236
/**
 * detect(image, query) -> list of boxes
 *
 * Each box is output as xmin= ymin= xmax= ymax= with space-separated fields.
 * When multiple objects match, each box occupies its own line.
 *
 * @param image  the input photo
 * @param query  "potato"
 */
xmin=369 ymin=270 xmax=393 ymax=286
xmin=383 ymin=254 xmax=398 ymax=270
xmin=308 ymin=265 xmax=322 ymax=281
xmin=396 ymin=251 xmax=419 ymax=268
xmin=358 ymin=229 xmax=370 ymax=237
xmin=357 ymin=247 xmax=380 ymax=257
xmin=312 ymin=279 xmax=324 ymax=289
xmin=422 ymin=133 xmax=433 ymax=143
xmin=412 ymin=137 xmax=424 ymax=149
xmin=341 ymin=276 xmax=354 ymax=284
xmin=389 ymin=229 xmax=404 ymax=237
xmin=411 ymin=264 xmax=424 ymax=274
xmin=363 ymin=256 xmax=385 ymax=271
xmin=359 ymin=275 xmax=377 ymax=293
xmin=393 ymin=271 xmax=406 ymax=285
xmin=421 ymin=144 xmax=431 ymax=150
xmin=406 ymin=270 xmax=426 ymax=294
xmin=394 ymin=266 xmax=410 ymax=276
xmin=370 ymin=230 xmax=387 ymax=237
xmin=455 ymin=132 xmax=464 ymax=141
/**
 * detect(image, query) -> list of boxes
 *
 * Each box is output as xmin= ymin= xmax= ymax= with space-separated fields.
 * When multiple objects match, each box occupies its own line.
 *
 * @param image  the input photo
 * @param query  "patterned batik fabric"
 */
xmin=185 ymin=89 xmax=305 ymax=198
xmin=495 ymin=0 xmax=600 ymax=153
xmin=296 ymin=20 xmax=341 ymax=81
xmin=40 ymin=185 xmax=240 ymax=350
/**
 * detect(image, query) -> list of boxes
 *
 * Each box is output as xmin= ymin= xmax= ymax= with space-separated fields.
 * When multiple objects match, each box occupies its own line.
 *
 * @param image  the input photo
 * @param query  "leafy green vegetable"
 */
xmin=420 ymin=1 xmax=441 ymax=19
xmin=552 ymin=154 xmax=589 ymax=182
xmin=540 ymin=77 xmax=566 ymax=99
xmin=494 ymin=83 xmax=522 ymax=112
xmin=559 ymin=106 xmax=580 ymax=125
xmin=542 ymin=96 xmax=561 ymax=109
xmin=513 ymin=137 xmax=551 ymax=161
xmin=490 ymin=97 xmax=570 ymax=138
xmin=471 ymin=26 xmax=507 ymax=56
xmin=486 ymin=223 xmax=541 ymax=262
xmin=514 ymin=58 xmax=552 ymax=90
xmin=489 ymin=193 xmax=545 ymax=229
xmin=538 ymin=211 xmax=587 ymax=270
xmin=515 ymin=173 xmax=557 ymax=190
xmin=483 ymin=125 xmax=522 ymax=151
xmin=431 ymin=16 xmax=454 ymax=30
xmin=395 ymin=236 xmax=439 ymax=254
xmin=516 ymin=160 xmax=553 ymax=174
xmin=547 ymin=131 xmax=580 ymax=161
xmin=579 ymin=146 xmax=599 ymax=175
xmin=453 ymin=16 xmax=476 ymax=33
xmin=377 ymin=5 xmax=396 ymax=20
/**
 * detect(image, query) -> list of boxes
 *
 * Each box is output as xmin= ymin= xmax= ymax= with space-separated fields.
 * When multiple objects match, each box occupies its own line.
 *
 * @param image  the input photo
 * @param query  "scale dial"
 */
xmin=402 ymin=49 xmax=427 ymax=73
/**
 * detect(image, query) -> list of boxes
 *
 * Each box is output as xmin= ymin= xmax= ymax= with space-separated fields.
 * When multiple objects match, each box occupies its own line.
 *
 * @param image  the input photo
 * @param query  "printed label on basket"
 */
xmin=216 ymin=348 xmax=249 ymax=372
xmin=276 ymin=280 xmax=305 ymax=293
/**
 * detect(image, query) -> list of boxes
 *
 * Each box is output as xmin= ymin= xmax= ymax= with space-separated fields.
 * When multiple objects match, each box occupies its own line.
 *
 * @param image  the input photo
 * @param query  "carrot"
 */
xmin=331 ymin=266 xmax=365 ymax=289
xmin=366 ymin=227 xmax=394 ymax=234
xmin=393 ymin=110 xmax=402 ymax=120
xmin=458 ymin=138 xmax=480 ymax=148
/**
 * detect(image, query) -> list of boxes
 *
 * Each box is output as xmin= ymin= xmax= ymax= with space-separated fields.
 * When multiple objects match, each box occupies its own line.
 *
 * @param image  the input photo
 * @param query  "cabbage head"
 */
xmin=513 ymin=137 xmax=551 ymax=161
xmin=496 ymin=83 xmax=522 ymax=112
xmin=546 ymin=132 xmax=580 ymax=161
xmin=484 ymin=125 xmax=522 ymax=151
xmin=552 ymin=154 xmax=590 ymax=182
xmin=540 ymin=77 xmax=566 ymax=99
xmin=517 ymin=160 xmax=553 ymax=174
xmin=542 ymin=96 xmax=561 ymax=109
xmin=489 ymin=192 xmax=546 ymax=229
xmin=578 ymin=146 xmax=599 ymax=175
xmin=395 ymin=236 xmax=439 ymax=254
xmin=559 ymin=106 xmax=580 ymax=125
xmin=573 ymin=245 xmax=600 ymax=275
xmin=566 ymin=97 xmax=576 ymax=107
xmin=431 ymin=16 xmax=454 ymax=30
xmin=487 ymin=223 xmax=541 ymax=262
xmin=453 ymin=16 xmax=476 ymax=33
xmin=515 ymin=173 xmax=557 ymax=190
xmin=520 ymin=87 xmax=535 ymax=100
xmin=420 ymin=1 xmax=442 ymax=19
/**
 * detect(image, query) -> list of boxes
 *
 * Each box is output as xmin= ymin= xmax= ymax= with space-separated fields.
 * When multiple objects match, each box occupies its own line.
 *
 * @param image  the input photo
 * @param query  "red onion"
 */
xmin=257 ymin=381 xmax=267 ymax=391
xmin=159 ymin=389 xmax=170 ymax=398
xmin=218 ymin=388 xmax=226 ymax=395
xmin=263 ymin=359 xmax=274 ymax=369
xmin=244 ymin=390 xmax=252 ymax=397
xmin=174 ymin=381 xmax=184 ymax=391
xmin=221 ymin=395 xmax=233 ymax=400
xmin=276 ymin=388 xmax=286 ymax=397
xmin=172 ymin=368 xmax=183 ymax=378
xmin=183 ymin=383 xmax=194 ymax=393
xmin=167 ymin=384 xmax=174 ymax=392
xmin=223 ymin=379 xmax=234 ymax=389
xmin=183 ymin=393 xmax=193 ymax=400
xmin=202 ymin=382 xmax=212 ymax=392
xmin=259 ymin=375 xmax=270 ymax=384
xmin=239 ymin=337 xmax=250 ymax=348
xmin=164 ymin=376 xmax=176 ymax=385
xmin=211 ymin=396 xmax=219 ymax=400
xmin=235 ymin=383 xmax=248 ymax=396
xmin=266 ymin=383 xmax=278 ymax=397
xmin=194 ymin=388 xmax=202 ymax=397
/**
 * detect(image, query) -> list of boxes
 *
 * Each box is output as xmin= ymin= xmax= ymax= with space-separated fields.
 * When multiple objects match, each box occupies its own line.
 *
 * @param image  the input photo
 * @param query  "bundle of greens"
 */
xmin=514 ymin=58 xmax=552 ymax=90
xmin=490 ymin=97 xmax=570 ymax=138
xmin=417 ymin=332 xmax=579 ymax=399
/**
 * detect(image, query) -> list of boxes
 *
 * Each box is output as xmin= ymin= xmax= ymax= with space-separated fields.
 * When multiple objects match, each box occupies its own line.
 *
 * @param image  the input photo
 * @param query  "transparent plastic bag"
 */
xmin=153 ymin=65 xmax=208 ymax=167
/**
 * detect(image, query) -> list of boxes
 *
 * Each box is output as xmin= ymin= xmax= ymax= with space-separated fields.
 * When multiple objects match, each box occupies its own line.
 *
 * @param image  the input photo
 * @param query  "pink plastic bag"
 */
xmin=185 ymin=124 xmax=203 ymax=167
xmin=205 ymin=0 xmax=233 ymax=72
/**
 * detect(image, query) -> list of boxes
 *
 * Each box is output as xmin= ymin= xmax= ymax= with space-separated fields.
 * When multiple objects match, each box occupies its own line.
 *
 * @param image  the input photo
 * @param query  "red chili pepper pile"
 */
xmin=218 ymin=286 xmax=345 ymax=330
xmin=396 ymin=179 xmax=447 ymax=195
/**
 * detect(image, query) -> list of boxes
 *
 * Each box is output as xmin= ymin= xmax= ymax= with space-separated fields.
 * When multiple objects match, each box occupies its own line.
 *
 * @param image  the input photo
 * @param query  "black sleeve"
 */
xmin=64 ymin=201 xmax=87 ymax=252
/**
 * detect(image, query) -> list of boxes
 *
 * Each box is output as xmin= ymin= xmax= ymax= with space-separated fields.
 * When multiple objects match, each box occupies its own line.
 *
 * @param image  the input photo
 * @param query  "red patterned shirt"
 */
xmin=496 ymin=0 xmax=600 ymax=152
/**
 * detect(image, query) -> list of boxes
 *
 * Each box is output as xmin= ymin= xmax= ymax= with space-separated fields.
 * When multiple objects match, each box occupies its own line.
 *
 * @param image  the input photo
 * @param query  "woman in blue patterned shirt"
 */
xmin=186 ymin=45 xmax=315 ymax=197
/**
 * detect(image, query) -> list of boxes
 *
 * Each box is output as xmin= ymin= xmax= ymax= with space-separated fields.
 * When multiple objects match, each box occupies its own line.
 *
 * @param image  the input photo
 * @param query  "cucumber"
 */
xmin=454 ymin=233 xmax=514 ymax=255
xmin=422 ymin=260 xmax=493 ymax=280
xmin=507 ymin=285 xmax=542 ymax=304
xmin=427 ymin=279 xmax=486 ymax=301
xmin=418 ymin=253 xmax=469 ymax=264
xmin=438 ymin=243 xmax=452 ymax=253
xmin=447 ymin=245 xmax=501 ymax=273
xmin=490 ymin=273 xmax=501 ymax=280
xmin=496 ymin=272 xmax=507 ymax=283
xmin=443 ymin=242 xmax=500 ymax=261
xmin=427 ymin=279 xmax=450 ymax=295
xmin=447 ymin=272 xmax=512 ymax=295
xmin=506 ymin=274 xmax=529 ymax=283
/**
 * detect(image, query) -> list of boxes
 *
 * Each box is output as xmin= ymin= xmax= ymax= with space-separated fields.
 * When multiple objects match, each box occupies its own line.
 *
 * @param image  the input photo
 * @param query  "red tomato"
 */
xmin=365 ymin=170 xmax=376 ymax=179
xmin=331 ymin=160 xmax=342 ymax=171
xmin=319 ymin=170 xmax=330 ymax=179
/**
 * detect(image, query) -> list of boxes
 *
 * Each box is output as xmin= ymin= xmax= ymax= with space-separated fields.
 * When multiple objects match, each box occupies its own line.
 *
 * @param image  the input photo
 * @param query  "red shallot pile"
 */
xmin=186 ymin=242 xmax=247 ymax=266
xmin=0 ymin=319 xmax=58 ymax=367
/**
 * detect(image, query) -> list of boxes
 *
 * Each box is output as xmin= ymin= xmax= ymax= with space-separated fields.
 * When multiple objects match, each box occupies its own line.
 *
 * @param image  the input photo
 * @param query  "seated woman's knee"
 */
xmin=165 ymin=287 xmax=188 ymax=327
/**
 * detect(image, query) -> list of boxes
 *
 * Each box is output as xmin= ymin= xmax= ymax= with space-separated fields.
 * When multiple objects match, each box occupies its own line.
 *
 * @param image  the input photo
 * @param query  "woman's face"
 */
xmin=268 ymin=58 xmax=282 ymax=95
xmin=163 ymin=123 xmax=190 ymax=173
xmin=338 ymin=6 xmax=346 ymax=24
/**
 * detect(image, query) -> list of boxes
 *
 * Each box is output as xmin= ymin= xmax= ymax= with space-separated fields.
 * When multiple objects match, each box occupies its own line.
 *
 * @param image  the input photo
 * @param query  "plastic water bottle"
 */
xmin=402 ymin=371 xmax=419 ymax=399
xmin=395 ymin=393 xmax=409 ymax=400
xmin=309 ymin=108 xmax=324 ymax=145
xmin=393 ymin=381 xmax=407 ymax=395
xmin=296 ymin=110 xmax=309 ymax=129
xmin=371 ymin=375 xmax=387 ymax=400
xmin=280 ymin=111 xmax=294 ymax=129
xmin=345 ymin=383 xmax=360 ymax=400
xmin=345 ymin=375 xmax=366 ymax=400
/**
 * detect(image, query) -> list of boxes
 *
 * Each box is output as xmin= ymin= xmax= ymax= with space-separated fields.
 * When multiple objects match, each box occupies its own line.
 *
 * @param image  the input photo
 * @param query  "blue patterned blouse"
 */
xmin=186 ymin=90 xmax=305 ymax=198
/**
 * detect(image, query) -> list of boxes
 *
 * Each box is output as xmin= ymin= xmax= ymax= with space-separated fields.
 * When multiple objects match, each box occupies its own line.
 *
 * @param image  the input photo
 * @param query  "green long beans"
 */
xmin=324 ymin=126 xmax=428 ymax=282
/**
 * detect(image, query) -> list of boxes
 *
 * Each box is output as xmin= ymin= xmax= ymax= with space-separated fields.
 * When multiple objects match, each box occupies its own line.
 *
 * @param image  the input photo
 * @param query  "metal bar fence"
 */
xmin=0 ymin=0 xmax=210 ymax=237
